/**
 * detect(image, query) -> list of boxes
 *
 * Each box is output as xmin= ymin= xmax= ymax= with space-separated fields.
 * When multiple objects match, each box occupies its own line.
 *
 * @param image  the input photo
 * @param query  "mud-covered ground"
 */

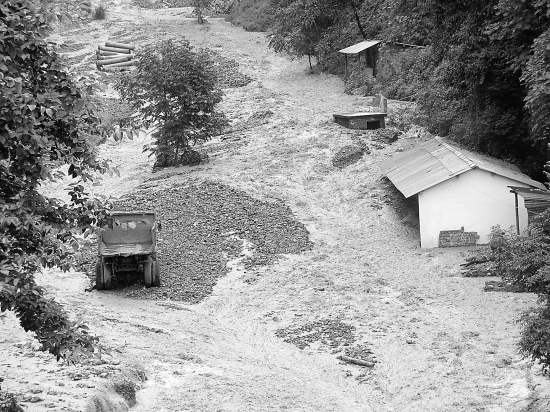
xmin=1 ymin=1 xmax=550 ymax=411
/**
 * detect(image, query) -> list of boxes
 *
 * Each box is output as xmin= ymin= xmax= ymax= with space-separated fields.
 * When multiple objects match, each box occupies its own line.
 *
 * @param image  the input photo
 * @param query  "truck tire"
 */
xmin=95 ymin=261 xmax=104 ymax=290
xmin=144 ymin=257 xmax=153 ymax=288
xmin=152 ymin=260 xmax=160 ymax=287
xmin=103 ymin=264 xmax=112 ymax=290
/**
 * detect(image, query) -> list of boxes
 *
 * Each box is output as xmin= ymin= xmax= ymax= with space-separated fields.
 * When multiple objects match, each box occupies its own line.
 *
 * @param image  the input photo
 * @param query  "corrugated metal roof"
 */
xmin=338 ymin=40 xmax=381 ymax=54
xmin=379 ymin=137 xmax=546 ymax=198
xmin=509 ymin=186 xmax=550 ymax=220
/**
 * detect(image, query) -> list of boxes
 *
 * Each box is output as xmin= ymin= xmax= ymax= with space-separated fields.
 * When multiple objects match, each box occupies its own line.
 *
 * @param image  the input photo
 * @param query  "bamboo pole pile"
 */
xmin=95 ymin=41 xmax=136 ymax=72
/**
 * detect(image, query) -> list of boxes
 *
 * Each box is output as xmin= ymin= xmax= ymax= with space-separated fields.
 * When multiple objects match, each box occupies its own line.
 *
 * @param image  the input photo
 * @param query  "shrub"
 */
xmin=116 ymin=39 xmax=228 ymax=168
xmin=480 ymin=212 xmax=550 ymax=373
xmin=1 ymin=0 xmax=109 ymax=362
xmin=93 ymin=4 xmax=106 ymax=20
xmin=344 ymin=48 xmax=434 ymax=101
xmin=227 ymin=0 xmax=275 ymax=32
xmin=518 ymin=305 xmax=550 ymax=375
xmin=0 ymin=391 xmax=23 ymax=412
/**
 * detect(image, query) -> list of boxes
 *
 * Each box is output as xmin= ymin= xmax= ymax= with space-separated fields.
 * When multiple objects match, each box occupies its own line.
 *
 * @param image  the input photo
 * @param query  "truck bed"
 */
xmin=100 ymin=242 xmax=154 ymax=257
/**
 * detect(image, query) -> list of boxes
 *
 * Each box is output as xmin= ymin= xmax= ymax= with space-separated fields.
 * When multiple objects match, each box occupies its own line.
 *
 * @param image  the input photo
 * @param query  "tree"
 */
xmin=116 ymin=39 xmax=228 ymax=167
xmin=268 ymin=0 xmax=334 ymax=71
xmin=193 ymin=0 xmax=212 ymax=23
xmin=481 ymin=214 xmax=550 ymax=374
xmin=1 ymin=0 xmax=110 ymax=362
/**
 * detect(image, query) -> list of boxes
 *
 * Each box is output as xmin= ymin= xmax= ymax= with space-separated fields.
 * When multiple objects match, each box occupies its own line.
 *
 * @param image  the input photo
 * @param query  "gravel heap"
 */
xmin=131 ymin=0 xmax=191 ymax=9
xmin=331 ymin=145 xmax=368 ymax=169
xmin=275 ymin=319 xmax=356 ymax=350
xmin=222 ymin=110 xmax=273 ymax=138
xmin=203 ymin=50 xmax=254 ymax=88
xmin=365 ymin=127 xmax=400 ymax=143
xmin=276 ymin=318 xmax=375 ymax=362
xmin=113 ymin=179 xmax=313 ymax=302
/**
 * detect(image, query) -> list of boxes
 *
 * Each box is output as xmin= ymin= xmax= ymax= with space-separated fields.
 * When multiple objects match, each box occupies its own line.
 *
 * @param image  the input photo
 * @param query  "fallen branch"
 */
xmin=460 ymin=258 xmax=491 ymax=267
xmin=337 ymin=355 xmax=375 ymax=367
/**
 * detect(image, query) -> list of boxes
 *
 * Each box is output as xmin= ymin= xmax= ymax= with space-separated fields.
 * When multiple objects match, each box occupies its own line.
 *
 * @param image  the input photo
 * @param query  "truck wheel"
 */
xmin=95 ymin=261 xmax=104 ymax=290
xmin=152 ymin=260 xmax=160 ymax=287
xmin=103 ymin=264 xmax=113 ymax=290
xmin=144 ymin=257 xmax=153 ymax=288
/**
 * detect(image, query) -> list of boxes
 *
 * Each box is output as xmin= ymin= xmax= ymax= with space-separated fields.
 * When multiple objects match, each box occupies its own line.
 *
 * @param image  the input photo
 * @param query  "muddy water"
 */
xmin=1 ymin=2 xmax=547 ymax=411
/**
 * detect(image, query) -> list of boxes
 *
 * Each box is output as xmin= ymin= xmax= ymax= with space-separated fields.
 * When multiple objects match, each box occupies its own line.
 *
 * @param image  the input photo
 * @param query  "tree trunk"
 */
xmin=348 ymin=0 xmax=367 ymax=39
xmin=308 ymin=54 xmax=313 ymax=72
xmin=196 ymin=6 xmax=203 ymax=24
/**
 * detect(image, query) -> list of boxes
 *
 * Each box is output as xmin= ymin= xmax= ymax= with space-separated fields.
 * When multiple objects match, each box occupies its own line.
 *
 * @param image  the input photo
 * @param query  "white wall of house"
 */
xmin=417 ymin=168 xmax=530 ymax=248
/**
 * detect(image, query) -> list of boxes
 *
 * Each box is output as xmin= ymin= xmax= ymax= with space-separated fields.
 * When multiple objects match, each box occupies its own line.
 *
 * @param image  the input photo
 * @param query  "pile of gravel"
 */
xmin=204 ymin=50 xmax=253 ymax=88
xmin=369 ymin=127 xmax=400 ymax=143
xmin=331 ymin=145 xmax=368 ymax=169
xmin=275 ymin=319 xmax=356 ymax=350
xmin=111 ymin=179 xmax=313 ymax=302
xmin=276 ymin=319 xmax=375 ymax=364
xmin=131 ymin=0 xmax=190 ymax=9
xmin=221 ymin=110 xmax=273 ymax=138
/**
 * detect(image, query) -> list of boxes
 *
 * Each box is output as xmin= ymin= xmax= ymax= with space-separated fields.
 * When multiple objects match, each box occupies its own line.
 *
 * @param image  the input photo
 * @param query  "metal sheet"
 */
xmin=379 ymin=137 xmax=544 ymax=198
xmin=509 ymin=186 xmax=550 ymax=219
xmin=338 ymin=40 xmax=381 ymax=54
xmin=463 ymin=149 xmax=546 ymax=190
xmin=380 ymin=139 xmax=470 ymax=198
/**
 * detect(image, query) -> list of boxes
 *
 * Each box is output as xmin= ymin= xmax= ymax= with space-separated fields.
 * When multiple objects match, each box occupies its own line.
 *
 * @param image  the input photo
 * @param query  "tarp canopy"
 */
xmin=338 ymin=40 xmax=381 ymax=54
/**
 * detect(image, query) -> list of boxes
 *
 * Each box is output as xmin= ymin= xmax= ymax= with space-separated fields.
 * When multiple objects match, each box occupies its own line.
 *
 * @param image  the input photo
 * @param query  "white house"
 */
xmin=379 ymin=137 xmax=546 ymax=248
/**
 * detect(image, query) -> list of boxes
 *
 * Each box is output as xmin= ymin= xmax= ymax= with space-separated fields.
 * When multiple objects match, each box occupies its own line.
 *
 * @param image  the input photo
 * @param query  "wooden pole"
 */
xmin=344 ymin=54 xmax=348 ymax=79
xmin=337 ymin=355 xmax=375 ymax=367
xmin=512 ymin=190 xmax=520 ymax=235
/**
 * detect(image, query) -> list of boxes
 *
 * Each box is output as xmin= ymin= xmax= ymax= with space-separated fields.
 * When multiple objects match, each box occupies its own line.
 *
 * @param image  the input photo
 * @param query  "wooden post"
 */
xmin=344 ymin=54 xmax=348 ymax=79
xmin=512 ymin=190 xmax=520 ymax=235
xmin=373 ymin=46 xmax=378 ymax=77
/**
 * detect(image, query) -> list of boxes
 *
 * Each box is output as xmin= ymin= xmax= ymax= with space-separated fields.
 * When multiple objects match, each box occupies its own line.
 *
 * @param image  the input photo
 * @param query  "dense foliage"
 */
xmin=484 ymin=213 xmax=550 ymax=373
xmin=231 ymin=0 xmax=550 ymax=178
xmin=116 ymin=39 xmax=228 ymax=167
xmin=0 ymin=0 xmax=110 ymax=361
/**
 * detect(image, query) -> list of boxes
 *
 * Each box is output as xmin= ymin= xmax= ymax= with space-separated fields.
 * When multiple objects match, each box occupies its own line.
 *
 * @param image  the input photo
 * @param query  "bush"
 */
xmin=1 ymin=0 xmax=109 ymax=362
xmin=344 ymin=48 xmax=434 ymax=101
xmin=93 ymin=4 xmax=106 ymax=20
xmin=480 ymin=212 xmax=550 ymax=373
xmin=0 ymin=391 xmax=23 ymax=412
xmin=227 ymin=0 xmax=275 ymax=32
xmin=116 ymin=39 xmax=228 ymax=168
xmin=518 ymin=305 xmax=550 ymax=375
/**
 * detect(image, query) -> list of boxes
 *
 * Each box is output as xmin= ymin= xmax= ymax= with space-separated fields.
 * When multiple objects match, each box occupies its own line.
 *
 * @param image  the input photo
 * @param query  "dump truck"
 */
xmin=96 ymin=211 xmax=160 ymax=290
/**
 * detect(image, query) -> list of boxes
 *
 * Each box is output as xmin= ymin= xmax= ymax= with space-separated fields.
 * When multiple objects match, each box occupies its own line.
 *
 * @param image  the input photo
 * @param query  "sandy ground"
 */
xmin=2 ymin=1 xmax=550 ymax=411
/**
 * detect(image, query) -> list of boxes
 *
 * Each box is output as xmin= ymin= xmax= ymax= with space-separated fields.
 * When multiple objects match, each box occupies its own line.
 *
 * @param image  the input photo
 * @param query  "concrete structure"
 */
xmin=379 ymin=137 xmax=546 ymax=248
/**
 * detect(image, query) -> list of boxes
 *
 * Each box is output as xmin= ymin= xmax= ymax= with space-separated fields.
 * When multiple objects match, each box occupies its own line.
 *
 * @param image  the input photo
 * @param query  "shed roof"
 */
xmin=338 ymin=40 xmax=381 ymax=54
xmin=509 ymin=186 xmax=550 ymax=220
xmin=379 ymin=137 xmax=545 ymax=198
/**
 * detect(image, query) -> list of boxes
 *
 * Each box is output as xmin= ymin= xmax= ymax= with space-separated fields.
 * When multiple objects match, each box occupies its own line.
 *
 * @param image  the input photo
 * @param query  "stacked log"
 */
xmin=96 ymin=41 xmax=136 ymax=72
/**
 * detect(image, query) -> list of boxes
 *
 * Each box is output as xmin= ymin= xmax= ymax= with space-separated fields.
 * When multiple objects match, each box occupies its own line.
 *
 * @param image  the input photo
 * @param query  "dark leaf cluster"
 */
xmin=1 ymin=0 xmax=112 ymax=361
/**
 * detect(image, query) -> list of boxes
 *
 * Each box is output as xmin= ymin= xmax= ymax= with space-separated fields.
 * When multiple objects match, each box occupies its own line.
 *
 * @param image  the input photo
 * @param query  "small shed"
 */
xmin=338 ymin=40 xmax=381 ymax=78
xmin=379 ymin=137 xmax=546 ymax=248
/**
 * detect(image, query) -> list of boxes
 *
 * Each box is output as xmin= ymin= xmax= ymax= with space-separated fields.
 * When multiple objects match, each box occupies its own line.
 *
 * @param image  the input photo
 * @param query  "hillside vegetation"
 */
xmin=229 ymin=0 xmax=550 ymax=179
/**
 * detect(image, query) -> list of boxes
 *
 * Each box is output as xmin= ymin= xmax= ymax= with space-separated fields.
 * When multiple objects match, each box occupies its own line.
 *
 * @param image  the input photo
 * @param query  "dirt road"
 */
xmin=1 ymin=1 xmax=548 ymax=411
